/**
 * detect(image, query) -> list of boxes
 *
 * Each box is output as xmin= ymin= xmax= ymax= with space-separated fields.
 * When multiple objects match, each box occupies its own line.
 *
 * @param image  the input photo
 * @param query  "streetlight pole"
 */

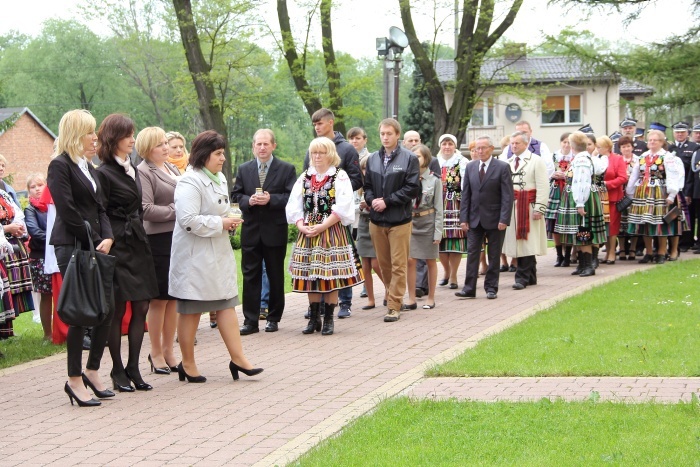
xmin=376 ymin=26 xmax=408 ymax=121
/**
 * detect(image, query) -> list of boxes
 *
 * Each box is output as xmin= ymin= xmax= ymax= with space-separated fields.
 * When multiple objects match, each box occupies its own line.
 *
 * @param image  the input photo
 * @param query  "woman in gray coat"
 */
xmin=136 ymin=127 xmax=181 ymax=375
xmin=406 ymin=145 xmax=443 ymax=309
xmin=169 ymin=130 xmax=262 ymax=383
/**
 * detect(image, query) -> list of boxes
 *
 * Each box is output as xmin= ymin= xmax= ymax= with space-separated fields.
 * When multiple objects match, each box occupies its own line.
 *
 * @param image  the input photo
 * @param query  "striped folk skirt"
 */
xmin=545 ymin=183 xmax=563 ymax=235
xmin=440 ymin=196 xmax=467 ymax=253
xmin=554 ymin=189 xmax=607 ymax=245
xmin=627 ymin=184 xmax=689 ymax=237
xmin=597 ymin=183 xmax=610 ymax=223
xmin=290 ymin=223 xmax=364 ymax=293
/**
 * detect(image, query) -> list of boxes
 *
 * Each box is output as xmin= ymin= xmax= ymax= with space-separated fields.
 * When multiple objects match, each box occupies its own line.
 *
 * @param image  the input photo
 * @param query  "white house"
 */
xmin=435 ymin=56 xmax=653 ymax=149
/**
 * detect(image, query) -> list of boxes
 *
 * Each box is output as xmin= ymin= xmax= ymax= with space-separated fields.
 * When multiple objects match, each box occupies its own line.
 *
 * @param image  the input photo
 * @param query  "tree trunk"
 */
xmin=172 ymin=0 xmax=232 ymax=185
xmin=277 ymin=0 xmax=323 ymax=120
xmin=399 ymin=0 xmax=523 ymax=149
xmin=319 ymin=0 xmax=345 ymax=136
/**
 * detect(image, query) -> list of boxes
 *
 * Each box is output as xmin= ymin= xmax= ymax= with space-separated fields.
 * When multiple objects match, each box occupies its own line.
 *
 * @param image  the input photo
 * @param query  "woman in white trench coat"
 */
xmin=169 ymin=130 xmax=262 ymax=383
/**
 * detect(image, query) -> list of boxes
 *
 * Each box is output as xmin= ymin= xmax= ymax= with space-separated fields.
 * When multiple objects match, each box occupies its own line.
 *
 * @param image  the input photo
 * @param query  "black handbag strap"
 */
xmin=74 ymin=220 xmax=97 ymax=259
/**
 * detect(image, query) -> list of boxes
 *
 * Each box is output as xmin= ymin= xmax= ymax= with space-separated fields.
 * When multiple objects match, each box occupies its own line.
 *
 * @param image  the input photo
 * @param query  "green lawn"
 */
xmin=295 ymin=397 xmax=700 ymax=466
xmin=431 ymin=259 xmax=700 ymax=377
xmin=0 ymin=243 xmax=294 ymax=370
xmin=0 ymin=312 xmax=66 ymax=370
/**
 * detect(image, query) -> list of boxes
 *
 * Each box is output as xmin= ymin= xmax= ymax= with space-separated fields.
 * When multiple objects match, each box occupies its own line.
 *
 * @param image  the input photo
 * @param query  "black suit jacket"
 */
xmin=47 ymin=153 xmax=113 ymax=247
xmin=460 ymin=157 xmax=513 ymax=230
xmin=231 ymin=157 xmax=296 ymax=247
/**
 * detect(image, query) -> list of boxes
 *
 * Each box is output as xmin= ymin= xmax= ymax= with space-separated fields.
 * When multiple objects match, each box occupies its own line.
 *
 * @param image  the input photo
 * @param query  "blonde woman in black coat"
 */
xmin=48 ymin=109 xmax=114 ymax=407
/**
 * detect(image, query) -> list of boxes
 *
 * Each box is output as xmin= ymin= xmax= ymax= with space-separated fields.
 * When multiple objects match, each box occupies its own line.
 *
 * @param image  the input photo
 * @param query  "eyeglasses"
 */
xmin=310 ymin=151 xmax=328 ymax=156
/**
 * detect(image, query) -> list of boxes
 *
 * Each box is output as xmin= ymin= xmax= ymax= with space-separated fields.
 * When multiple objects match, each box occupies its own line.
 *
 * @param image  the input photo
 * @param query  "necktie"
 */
xmin=514 ymin=156 xmax=520 ymax=171
xmin=479 ymin=162 xmax=485 ymax=182
xmin=259 ymin=162 xmax=267 ymax=187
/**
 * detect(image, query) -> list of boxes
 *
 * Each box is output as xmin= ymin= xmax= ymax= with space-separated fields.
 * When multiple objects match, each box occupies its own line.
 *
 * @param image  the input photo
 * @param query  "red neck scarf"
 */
xmin=29 ymin=196 xmax=48 ymax=212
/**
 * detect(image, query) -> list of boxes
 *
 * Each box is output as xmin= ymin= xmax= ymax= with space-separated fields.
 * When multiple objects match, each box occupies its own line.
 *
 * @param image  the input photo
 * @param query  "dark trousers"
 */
xmin=681 ymin=199 xmax=700 ymax=248
xmin=241 ymin=242 xmax=286 ymax=326
xmin=463 ymin=225 xmax=504 ymax=294
xmin=55 ymin=245 xmax=112 ymax=378
xmin=515 ymin=255 xmax=537 ymax=286
xmin=415 ymin=259 xmax=429 ymax=291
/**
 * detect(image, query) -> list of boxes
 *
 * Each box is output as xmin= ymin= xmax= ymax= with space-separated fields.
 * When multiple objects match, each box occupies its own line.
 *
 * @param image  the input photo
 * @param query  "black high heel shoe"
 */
xmin=177 ymin=362 xmax=206 ymax=383
xmin=148 ymin=354 xmax=171 ymax=375
xmin=125 ymin=369 xmax=153 ymax=391
xmin=110 ymin=370 xmax=135 ymax=393
xmin=229 ymin=361 xmax=263 ymax=381
xmin=65 ymin=382 xmax=101 ymax=407
xmin=81 ymin=373 xmax=115 ymax=398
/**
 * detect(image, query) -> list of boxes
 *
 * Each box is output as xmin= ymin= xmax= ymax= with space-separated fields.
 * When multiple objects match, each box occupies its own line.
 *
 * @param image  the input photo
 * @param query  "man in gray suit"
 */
xmin=456 ymin=136 xmax=513 ymax=299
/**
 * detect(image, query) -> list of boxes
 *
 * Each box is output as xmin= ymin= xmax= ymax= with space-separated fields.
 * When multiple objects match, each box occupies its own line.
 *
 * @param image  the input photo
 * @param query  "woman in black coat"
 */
xmin=47 ymin=109 xmax=114 ymax=407
xmin=96 ymin=114 xmax=158 ymax=392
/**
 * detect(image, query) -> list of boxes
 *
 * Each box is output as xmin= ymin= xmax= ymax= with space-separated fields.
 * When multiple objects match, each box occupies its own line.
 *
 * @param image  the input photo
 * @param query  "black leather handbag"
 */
xmin=616 ymin=195 xmax=633 ymax=212
xmin=57 ymin=221 xmax=116 ymax=327
xmin=576 ymin=216 xmax=592 ymax=243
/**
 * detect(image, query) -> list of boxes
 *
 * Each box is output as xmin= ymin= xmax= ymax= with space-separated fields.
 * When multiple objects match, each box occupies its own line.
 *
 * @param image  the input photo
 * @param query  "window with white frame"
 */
xmin=541 ymin=95 xmax=582 ymax=124
xmin=470 ymin=98 xmax=494 ymax=127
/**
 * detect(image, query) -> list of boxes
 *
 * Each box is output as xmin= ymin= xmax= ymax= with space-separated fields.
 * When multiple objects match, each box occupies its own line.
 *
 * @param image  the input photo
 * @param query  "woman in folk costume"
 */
xmin=0 ymin=187 xmax=35 ymax=339
xmin=616 ymin=136 xmax=640 ymax=260
xmin=554 ymin=131 xmax=607 ymax=277
xmin=545 ymin=132 xmax=574 ymax=267
xmin=287 ymin=137 xmax=363 ymax=336
xmin=503 ymin=131 xmax=549 ymax=290
xmin=436 ymin=134 xmax=468 ymax=289
xmin=626 ymin=129 xmax=687 ymax=264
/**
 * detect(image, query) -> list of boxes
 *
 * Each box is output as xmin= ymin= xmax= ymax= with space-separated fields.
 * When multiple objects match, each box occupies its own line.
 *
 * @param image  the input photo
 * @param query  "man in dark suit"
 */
xmin=456 ymin=136 xmax=513 ymax=299
xmin=669 ymin=121 xmax=699 ymax=252
xmin=232 ymin=129 xmax=296 ymax=334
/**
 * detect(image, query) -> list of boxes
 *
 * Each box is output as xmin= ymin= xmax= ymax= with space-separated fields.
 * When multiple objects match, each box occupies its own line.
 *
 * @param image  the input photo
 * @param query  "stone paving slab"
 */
xmin=406 ymin=377 xmax=700 ymax=403
xmin=0 ymin=250 xmax=673 ymax=466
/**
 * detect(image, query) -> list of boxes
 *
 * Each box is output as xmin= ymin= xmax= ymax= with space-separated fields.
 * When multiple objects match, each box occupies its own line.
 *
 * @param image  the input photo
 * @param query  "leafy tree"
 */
xmin=547 ymin=0 xmax=700 ymax=116
xmin=399 ymin=0 xmax=524 ymax=148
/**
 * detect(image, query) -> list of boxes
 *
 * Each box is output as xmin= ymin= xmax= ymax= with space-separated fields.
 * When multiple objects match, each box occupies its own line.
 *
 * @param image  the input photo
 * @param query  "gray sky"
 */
xmin=0 ymin=0 xmax=693 ymax=58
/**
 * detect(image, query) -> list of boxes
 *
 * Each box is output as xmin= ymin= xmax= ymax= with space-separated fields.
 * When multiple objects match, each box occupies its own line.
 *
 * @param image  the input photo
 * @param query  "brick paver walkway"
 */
xmin=0 ymin=250 xmax=690 ymax=466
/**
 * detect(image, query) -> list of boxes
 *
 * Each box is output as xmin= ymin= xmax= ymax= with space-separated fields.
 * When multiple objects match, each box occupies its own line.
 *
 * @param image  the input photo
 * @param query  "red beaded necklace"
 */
xmin=310 ymin=173 xmax=329 ymax=191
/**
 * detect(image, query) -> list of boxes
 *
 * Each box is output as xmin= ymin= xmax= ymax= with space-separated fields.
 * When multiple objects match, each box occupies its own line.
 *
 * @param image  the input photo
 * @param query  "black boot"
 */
xmin=570 ymin=253 xmax=583 ymax=275
xmin=322 ymin=304 xmax=335 ymax=336
xmin=562 ymin=245 xmax=572 ymax=267
xmin=554 ymin=245 xmax=564 ymax=267
xmin=302 ymin=303 xmax=322 ymax=334
xmin=591 ymin=246 xmax=600 ymax=269
xmin=579 ymin=252 xmax=596 ymax=277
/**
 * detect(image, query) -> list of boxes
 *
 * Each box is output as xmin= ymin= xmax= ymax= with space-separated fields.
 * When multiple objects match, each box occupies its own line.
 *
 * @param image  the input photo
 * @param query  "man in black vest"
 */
xmin=669 ymin=122 xmax=700 ymax=252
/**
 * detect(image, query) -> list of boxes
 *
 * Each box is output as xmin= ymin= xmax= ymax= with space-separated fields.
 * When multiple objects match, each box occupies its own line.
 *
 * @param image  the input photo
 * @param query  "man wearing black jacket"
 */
xmin=302 ymin=109 xmax=361 ymax=319
xmin=364 ymin=118 xmax=421 ymax=322
xmin=669 ymin=121 xmax=700 ymax=252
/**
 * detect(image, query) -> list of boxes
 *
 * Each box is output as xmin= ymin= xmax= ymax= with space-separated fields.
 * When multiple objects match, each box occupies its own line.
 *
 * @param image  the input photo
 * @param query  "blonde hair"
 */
xmin=0 ymin=154 xmax=7 ymax=165
xmin=647 ymin=129 xmax=666 ymax=142
xmin=569 ymin=131 xmax=589 ymax=153
xmin=166 ymin=131 xmax=189 ymax=157
xmin=596 ymin=135 xmax=613 ymax=151
xmin=308 ymin=137 xmax=341 ymax=168
xmin=26 ymin=172 xmax=46 ymax=190
xmin=56 ymin=109 xmax=97 ymax=163
xmin=135 ymin=127 xmax=167 ymax=161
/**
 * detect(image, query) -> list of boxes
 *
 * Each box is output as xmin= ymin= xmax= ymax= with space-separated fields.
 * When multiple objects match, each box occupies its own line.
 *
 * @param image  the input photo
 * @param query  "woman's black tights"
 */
xmin=108 ymin=299 xmax=149 ymax=386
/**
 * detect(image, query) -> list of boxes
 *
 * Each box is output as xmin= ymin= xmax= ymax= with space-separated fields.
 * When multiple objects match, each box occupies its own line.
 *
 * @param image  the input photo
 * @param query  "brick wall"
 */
xmin=0 ymin=113 xmax=55 ymax=193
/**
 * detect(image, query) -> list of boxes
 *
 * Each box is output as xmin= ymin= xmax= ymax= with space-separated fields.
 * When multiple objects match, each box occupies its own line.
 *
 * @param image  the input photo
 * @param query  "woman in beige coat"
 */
xmin=169 ymin=130 xmax=262 ymax=382
xmin=136 ymin=127 xmax=181 ymax=375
